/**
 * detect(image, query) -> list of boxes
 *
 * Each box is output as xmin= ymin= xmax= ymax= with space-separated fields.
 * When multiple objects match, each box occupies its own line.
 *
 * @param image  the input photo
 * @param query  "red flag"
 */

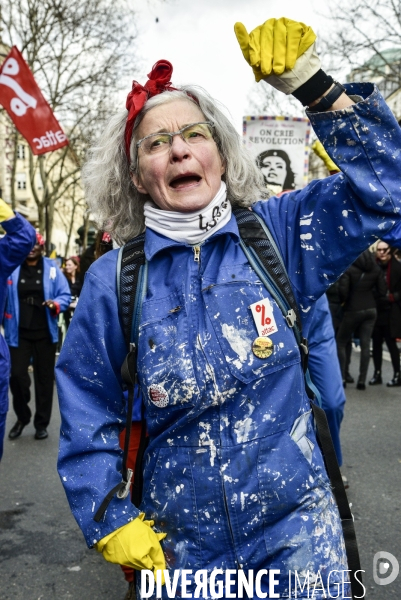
xmin=0 ymin=46 xmax=69 ymax=155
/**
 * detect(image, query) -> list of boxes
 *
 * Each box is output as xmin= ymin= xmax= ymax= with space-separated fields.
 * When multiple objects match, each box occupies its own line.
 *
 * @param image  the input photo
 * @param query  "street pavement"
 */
xmin=0 ymin=355 xmax=400 ymax=600
xmin=0 ymin=376 xmax=128 ymax=600
xmin=340 ymin=353 xmax=401 ymax=599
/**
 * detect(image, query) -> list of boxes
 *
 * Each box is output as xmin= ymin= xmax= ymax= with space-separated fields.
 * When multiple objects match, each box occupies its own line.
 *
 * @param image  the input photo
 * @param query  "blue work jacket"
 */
xmin=57 ymin=84 xmax=401 ymax=598
xmin=0 ymin=213 xmax=36 ymax=412
xmin=4 ymin=257 xmax=71 ymax=346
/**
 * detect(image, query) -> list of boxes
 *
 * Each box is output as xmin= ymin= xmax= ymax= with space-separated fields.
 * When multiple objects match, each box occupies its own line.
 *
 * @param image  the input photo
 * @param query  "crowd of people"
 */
xmin=329 ymin=240 xmax=401 ymax=390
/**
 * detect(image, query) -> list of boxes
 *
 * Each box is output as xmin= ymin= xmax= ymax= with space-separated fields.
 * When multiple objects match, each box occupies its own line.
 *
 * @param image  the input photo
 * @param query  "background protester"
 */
xmin=56 ymin=16 xmax=401 ymax=599
xmin=63 ymin=256 xmax=82 ymax=329
xmin=0 ymin=199 xmax=36 ymax=461
xmin=4 ymin=234 xmax=70 ymax=441
xmin=80 ymin=230 xmax=114 ymax=278
xmin=370 ymin=241 xmax=401 ymax=387
xmin=336 ymin=249 xmax=386 ymax=390
xmin=326 ymin=281 xmax=354 ymax=384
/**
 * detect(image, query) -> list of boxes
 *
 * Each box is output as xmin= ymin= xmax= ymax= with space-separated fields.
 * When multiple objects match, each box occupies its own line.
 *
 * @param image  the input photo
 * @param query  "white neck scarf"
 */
xmin=144 ymin=181 xmax=231 ymax=245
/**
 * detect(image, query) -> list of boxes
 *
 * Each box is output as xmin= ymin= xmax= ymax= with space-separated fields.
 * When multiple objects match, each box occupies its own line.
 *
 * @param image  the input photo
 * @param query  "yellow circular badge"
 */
xmin=252 ymin=336 xmax=274 ymax=359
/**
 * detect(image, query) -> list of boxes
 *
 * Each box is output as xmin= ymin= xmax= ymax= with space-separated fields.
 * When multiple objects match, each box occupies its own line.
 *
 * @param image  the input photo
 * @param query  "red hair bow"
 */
xmin=36 ymin=232 xmax=45 ymax=246
xmin=124 ymin=60 xmax=177 ymax=160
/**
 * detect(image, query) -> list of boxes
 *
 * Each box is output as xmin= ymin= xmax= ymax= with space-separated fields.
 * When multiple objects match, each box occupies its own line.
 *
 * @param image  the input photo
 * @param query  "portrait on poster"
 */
xmin=243 ymin=116 xmax=311 ymax=193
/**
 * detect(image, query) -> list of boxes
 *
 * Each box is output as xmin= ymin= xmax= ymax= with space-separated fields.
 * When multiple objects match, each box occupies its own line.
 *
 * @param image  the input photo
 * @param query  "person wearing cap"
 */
xmin=5 ymin=233 xmax=70 ymax=441
xmin=56 ymin=17 xmax=401 ymax=599
xmin=0 ymin=199 xmax=36 ymax=461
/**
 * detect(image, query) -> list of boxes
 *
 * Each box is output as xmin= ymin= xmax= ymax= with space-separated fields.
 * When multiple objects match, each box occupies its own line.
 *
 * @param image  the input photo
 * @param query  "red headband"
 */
xmin=124 ymin=60 xmax=177 ymax=160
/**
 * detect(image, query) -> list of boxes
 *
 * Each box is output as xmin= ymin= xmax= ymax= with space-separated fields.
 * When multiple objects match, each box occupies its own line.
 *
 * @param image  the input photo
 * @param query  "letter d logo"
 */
xmin=373 ymin=551 xmax=399 ymax=585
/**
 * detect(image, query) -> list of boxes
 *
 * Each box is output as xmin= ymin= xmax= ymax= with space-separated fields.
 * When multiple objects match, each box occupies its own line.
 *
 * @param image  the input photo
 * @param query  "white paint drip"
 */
xmin=221 ymin=323 xmax=251 ymax=363
xmin=234 ymin=416 xmax=253 ymax=443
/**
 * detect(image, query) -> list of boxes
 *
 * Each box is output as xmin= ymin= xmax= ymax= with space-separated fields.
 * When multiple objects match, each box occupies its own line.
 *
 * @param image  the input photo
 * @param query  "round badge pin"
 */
xmin=148 ymin=384 xmax=169 ymax=408
xmin=252 ymin=336 xmax=274 ymax=359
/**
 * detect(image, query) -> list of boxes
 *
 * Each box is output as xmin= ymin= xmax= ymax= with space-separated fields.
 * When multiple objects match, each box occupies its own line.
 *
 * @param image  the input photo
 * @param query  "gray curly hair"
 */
xmin=83 ymin=85 xmax=269 ymax=245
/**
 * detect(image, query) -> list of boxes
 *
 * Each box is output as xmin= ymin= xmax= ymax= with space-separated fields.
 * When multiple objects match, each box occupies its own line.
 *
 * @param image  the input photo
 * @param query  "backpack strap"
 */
xmin=117 ymin=234 xmax=146 ymax=348
xmin=234 ymin=208 xmax=309 ymax=370
xmin=234 ymin=207 xmax=364 ymax=600
xmin=94 ymin=234 xmax=147 ymax=522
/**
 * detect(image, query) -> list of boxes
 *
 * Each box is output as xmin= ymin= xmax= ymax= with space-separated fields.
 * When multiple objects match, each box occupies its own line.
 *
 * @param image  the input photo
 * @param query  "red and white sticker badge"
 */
xmin=249 ymin=298 xmax=278 ymax=337
xmin=148 ymin=384 xmax=169 ymax=408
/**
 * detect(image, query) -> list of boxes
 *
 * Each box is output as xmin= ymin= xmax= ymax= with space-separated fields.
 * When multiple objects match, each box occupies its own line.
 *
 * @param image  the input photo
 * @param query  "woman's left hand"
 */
xmin=234 ymin=17 xmax=319 ymax=93
xmin=96 ymin=514 xmax=167 ymax=581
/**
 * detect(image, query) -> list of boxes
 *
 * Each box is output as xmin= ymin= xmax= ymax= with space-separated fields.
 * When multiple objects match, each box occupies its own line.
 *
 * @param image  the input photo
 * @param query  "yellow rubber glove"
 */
xmin=234 ymin=17 xmax=319 ymax=92
xmin=0 ymin=198 xmax=14 ymax=222
xmin=96 ymin=514 xmax=166 ymax=582
xmin=312 ymin=140 xmax=340 ymax=174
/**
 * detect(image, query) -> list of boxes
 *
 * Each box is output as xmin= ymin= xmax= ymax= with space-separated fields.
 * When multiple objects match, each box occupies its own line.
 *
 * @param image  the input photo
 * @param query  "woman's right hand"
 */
xmin=95 ymin=513 xmax=166 ymax=580
xmin=234 ymin=17 xmax=319 ymax=93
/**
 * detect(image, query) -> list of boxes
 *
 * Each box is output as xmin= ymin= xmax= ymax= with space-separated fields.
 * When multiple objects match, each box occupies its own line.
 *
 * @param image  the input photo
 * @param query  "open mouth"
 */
xmin=169 ymin=174 xmax=202 ymax=189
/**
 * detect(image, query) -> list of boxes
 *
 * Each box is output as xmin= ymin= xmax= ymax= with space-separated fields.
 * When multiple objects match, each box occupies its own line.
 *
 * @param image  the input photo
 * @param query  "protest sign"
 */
xmin=243 ymin=116 xmax=311 ymax=193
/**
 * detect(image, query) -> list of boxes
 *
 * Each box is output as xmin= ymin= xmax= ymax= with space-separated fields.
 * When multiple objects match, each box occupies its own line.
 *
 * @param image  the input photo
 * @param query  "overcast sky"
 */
xmin=133 ymin=0 xmax=330 ymax=132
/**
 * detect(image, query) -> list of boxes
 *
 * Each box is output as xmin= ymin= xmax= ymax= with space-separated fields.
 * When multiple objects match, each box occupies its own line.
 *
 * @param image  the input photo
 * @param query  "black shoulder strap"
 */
xmin=234 ymin=208 xmax=302 ymax=329
xmin=117 ymin=234 xmax=146 ymax=348
xmin=234 ymin=208 xmax=309 ymax=370
xmin=94 ymin=234 xmax=146 ymax=522
xmin=234 ymin=207 xmax=364 ymax=600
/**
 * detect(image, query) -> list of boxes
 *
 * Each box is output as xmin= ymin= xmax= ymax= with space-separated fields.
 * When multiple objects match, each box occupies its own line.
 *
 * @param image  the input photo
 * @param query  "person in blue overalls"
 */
xmin=56 ymin=17 xmax=401 ymax=599
xmin=0 ymin=199 xmax=36 ymax=461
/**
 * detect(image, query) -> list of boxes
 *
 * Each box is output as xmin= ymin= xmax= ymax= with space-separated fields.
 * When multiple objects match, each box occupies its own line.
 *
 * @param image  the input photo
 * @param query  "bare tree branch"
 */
xmin=0 ymin=0 xmax=139 ymax=246
xmin=319 ymin=0 xmax=401 ymax=93
xmin=244 ymin=80 xmax=305 ymax=118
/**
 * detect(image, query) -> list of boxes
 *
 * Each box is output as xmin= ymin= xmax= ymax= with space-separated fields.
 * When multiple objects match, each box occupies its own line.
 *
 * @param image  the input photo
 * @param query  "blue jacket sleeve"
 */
xmin=0 ymin=213 xmax=36 ymax=276
xmin=52 ymin=264 xmax=72 ymax=313
xmin=253 ymin=83 xmax=401 ymax=313
xmin=305 ymin=295 xmax=336 ymax=346
xmin=56 ymin=250 xmax=140 ymax=547
xmin=382 ymin=220 xmax=401 ymax=249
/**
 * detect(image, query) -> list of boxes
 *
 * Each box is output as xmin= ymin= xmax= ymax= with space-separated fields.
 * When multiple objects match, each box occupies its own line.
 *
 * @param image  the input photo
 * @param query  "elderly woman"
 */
xmin=57 ymin=16 xmax=401 ymax=600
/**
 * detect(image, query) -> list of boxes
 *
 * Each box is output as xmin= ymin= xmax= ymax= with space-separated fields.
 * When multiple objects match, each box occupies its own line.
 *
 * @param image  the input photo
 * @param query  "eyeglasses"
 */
xmin=136 ymin=122 xmax=214 ymax=156
xmin=377 ymin=247 xmax=390 ymax=253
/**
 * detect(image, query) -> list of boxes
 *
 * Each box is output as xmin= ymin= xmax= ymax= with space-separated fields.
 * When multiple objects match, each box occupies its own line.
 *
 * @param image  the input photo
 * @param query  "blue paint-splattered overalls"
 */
xmin=57 ymin=83 xmax=401 ymax=598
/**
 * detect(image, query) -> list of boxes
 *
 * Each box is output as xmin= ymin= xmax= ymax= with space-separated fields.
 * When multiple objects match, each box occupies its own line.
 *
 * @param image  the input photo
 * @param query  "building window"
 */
xmin=17 ymin=144 xmax=25 ymax=160
xmin=16 ymin=173 xmax=27 ymax=190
